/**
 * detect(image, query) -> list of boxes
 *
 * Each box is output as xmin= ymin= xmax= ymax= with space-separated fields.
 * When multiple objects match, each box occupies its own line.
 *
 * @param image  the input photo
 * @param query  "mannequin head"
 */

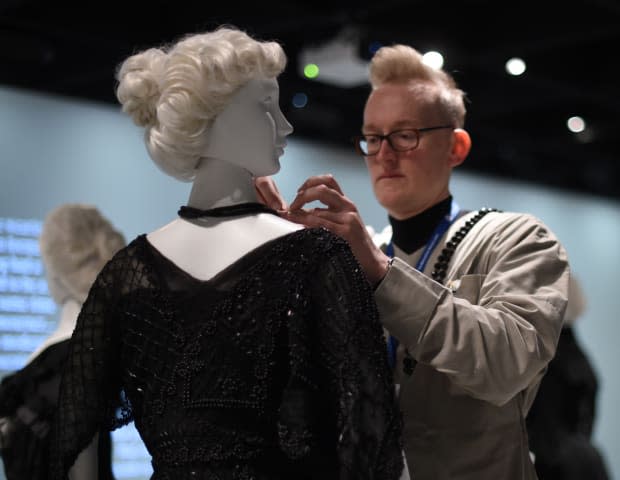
xmin=39 ymin=204 xmax=126 ymax=305
xmin=115 ymin=26 xmax=288 ymax=181
xmin=204 ymin=76 xmax=292 ymax=177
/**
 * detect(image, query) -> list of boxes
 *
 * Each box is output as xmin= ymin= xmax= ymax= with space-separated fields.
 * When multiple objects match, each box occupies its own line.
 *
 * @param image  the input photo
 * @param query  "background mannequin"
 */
xmin=527 ymin=275 xmax=610 ymax=479
xmin=0 ymin=203 xmax=124 ymax=480
xmin=50 ymin=26 xmax=403 ymax=480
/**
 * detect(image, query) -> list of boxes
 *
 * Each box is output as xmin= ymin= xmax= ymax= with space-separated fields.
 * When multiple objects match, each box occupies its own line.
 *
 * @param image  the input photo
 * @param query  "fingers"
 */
xmin=285 ymin=209 xmax=359 ymax=237
xmin=285 ymin=209 xmax=344 ymax=234
xmin=254 ymin=176 xmax=287 ymax=210
xmin=296 ymin=173 xmax=344 ymax=195
xmin=286 ymin=208 xmax=387 ymax=283
xmin=256 ymin=172 xmax=353 ymax=222
xmin=289 ymin=177 xmax=354 ymax=212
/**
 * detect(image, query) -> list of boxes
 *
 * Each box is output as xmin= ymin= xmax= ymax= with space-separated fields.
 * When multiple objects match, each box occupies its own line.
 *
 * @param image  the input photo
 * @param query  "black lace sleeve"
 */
xmin=0 ymin=341 xmax=69 ymax=480
xmin=278 ymin=234 xmax=404 ymax=480
xmin=49 ymin=254 xmax=132 ymax=479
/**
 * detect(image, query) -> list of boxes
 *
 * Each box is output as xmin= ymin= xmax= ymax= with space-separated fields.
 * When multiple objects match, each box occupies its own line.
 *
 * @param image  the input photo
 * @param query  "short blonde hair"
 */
xmin=369 ymin=44 xmax=466 ymax=127
xmin=115 ymin=26 xmax=287 ymax=181
xmin=39 ymin=204 xmax=125 ymax=305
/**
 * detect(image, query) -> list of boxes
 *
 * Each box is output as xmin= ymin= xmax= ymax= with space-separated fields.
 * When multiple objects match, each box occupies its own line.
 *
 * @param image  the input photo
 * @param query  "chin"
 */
xmin=255 ymin=162 xmax=280 ymax=178
xmin=376 ymin=193 xmax=402 ymax=213
xmin=375 ymin=185 xmax=401 ymax=204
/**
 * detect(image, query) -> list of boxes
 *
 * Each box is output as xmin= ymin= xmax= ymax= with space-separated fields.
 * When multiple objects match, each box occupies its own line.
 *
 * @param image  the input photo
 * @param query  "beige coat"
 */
xmin=375 ymin=211 xmax=570 ymax=480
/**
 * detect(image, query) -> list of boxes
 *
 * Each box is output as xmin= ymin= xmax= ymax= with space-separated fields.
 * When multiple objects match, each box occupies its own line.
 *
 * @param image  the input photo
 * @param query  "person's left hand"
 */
xmin=254 ymin=176 xmax=288 ymax=211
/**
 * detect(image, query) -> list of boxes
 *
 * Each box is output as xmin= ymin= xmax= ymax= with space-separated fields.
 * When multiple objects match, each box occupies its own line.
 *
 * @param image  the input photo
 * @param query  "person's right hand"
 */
xmin=286 ymin=174 xmax=390 ymax=285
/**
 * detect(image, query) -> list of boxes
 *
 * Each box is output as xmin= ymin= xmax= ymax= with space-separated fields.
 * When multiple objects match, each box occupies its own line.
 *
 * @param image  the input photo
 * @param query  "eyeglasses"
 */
xmin=353 ymin=125 xmax=454 ymax=156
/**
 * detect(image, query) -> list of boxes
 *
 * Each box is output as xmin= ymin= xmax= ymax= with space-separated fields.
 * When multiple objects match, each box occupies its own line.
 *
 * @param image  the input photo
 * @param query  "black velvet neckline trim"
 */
xmin=178 ymin=202 xmax=278 ymax=219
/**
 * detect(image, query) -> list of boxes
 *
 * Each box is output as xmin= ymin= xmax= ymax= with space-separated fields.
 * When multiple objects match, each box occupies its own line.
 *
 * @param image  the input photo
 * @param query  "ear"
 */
xmin=449 ymin=128 xmax=471 ymax=167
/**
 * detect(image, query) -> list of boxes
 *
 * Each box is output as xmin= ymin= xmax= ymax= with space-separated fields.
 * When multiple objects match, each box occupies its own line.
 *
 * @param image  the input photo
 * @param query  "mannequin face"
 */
xmin=204 ymin=77 xmax=293 ymax=177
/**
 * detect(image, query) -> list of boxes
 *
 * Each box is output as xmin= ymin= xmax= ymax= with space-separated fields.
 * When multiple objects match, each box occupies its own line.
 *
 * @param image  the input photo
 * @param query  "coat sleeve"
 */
xmin=49 ymin=256 xmax=132 ymax=479
xmin=375 ymin=213 xmax=569 ymax=406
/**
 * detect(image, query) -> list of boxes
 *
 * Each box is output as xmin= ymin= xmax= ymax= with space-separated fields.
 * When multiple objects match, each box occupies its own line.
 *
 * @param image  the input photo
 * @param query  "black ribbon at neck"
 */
xmin=178 ymin=202 xmax=278 ymax=219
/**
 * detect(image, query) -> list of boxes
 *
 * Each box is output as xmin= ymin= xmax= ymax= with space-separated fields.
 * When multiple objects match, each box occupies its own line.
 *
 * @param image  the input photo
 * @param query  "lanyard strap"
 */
xmin=386 ymin=199 xmax=460 ymax=370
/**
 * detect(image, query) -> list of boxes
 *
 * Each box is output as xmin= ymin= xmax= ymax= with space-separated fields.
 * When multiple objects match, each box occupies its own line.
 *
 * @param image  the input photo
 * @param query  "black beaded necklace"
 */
xmin=178 ymin=202 xmax=279 ymax=219
xmin=429 ymin=207 xmax=500 ymax=285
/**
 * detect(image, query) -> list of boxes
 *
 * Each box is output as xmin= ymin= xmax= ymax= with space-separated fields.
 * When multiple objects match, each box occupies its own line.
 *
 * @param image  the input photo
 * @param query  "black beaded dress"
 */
xmin=0 ymin=340 xmax=115 ymax=480
xmin=49 ymin=227 xmax=404 ymax=480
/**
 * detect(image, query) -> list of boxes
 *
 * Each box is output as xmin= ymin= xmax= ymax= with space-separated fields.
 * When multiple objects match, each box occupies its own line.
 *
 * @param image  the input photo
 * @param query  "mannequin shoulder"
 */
xmin=286 ymin=227 xmax=356 ymax=261
xmin=256 ymin=213 xmax=304 ymax=236
xmin=147 ymin=215 xmax=301 ymax=250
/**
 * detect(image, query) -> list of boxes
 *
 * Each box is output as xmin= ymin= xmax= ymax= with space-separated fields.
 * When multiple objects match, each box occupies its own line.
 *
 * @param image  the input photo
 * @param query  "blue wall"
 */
xmin=1 ymin=86 xmax=618 ymax=478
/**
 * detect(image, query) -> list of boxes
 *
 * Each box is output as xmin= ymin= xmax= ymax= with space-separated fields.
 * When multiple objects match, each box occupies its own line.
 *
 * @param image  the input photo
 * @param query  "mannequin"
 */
xmin=0 ymin=203 xmax=123 ymax=480
xmin=147 ymin=77 xmax=301 ymax=278
xmin=26 ymin=299 xmax=81 ymax=364
xmin=527 ymin=275 xmax=610 ymax=479
xmin=50 ymin=26 xmax=403 ymax=480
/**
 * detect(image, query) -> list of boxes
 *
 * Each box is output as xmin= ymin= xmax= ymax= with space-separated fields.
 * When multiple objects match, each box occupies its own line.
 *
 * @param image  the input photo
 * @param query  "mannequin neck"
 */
xmin=26 ymin=298 xmax=81 ymax=364
xmin=55 ymin=298 xmax=81 ymax=338
xmin=188 ymin=157 xmax=260 ymax=210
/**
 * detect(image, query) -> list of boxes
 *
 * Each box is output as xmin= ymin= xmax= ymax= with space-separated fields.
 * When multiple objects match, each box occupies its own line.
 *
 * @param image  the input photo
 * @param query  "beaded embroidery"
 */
xmin=50 ymin=228 xmax=404 ymax=479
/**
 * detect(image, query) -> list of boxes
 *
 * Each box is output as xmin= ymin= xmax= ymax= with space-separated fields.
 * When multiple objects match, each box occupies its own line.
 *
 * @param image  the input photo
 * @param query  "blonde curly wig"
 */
xmin=115 ymin=26 xmax=286 ymax=181
xmin=39 ymin=204 xmax=126 ymax=305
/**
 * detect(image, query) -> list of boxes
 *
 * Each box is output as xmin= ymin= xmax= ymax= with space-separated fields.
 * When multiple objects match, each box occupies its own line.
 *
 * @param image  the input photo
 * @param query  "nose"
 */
xmin=276 ymin=109 xmax=294 ymax=137
xmin=374 ymin=137 xmax=397 ymax=165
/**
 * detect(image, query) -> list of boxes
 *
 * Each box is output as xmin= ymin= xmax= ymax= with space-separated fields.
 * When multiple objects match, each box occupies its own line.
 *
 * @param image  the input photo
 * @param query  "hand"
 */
xmin=286 ymin=174 xmax=391 ymax=285
xmin=254 ymin=176 xmax=288 ymax=211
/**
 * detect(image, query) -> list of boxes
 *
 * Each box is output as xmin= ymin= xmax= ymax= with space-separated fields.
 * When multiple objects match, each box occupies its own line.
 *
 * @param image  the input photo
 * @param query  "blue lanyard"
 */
xmin=386 ymin=199 xmax=460 ymax=369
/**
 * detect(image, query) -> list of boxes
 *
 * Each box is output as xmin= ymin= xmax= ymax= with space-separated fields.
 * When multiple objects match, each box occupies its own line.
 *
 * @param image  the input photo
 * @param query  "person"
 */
xmin=0 ymin=203 xmax=124 ymax=480
xmin=256 ymin=43 xmax=570 ymax=479
xmin=526 ymin=275 xmax=610 ymax=479
xmin=49 ymin=26 xmax=404 ymax=480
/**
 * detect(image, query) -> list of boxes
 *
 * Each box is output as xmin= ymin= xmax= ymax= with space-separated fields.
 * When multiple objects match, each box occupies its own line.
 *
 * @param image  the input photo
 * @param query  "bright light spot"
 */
xmin=292 ymin=92 xmax=308 ymax=108
xmin=567 ymin=116 xmax=586 ymax=133
xmin=303 ymin=63 xmax=320 ymax=79
xmin=505 ymin=57 xmax=526 ymax=76
xmin=422 ymin=51 xmax=444 ymax=70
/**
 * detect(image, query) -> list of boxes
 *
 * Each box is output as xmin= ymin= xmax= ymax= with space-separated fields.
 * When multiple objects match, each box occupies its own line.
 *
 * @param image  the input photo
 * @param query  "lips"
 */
xmin=378 ymin=172 xmax=404 ymax=181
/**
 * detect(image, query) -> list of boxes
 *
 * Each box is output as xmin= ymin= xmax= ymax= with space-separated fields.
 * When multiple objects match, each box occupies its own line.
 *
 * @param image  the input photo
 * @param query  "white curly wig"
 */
xmin=39 ymin=204 xmax=126 ymax=305
xmin=115 ymin=26 xmax=287 ymax=181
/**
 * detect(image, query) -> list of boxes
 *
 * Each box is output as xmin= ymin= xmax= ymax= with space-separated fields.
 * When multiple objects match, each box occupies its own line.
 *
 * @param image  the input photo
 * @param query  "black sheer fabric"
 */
xmin=49 ymin=228 xmax=404 ymax=479
xmin=527 ymin=327 xmax=610 ymax=479
xmin=0 ymin=340 xmax=114 ymax=480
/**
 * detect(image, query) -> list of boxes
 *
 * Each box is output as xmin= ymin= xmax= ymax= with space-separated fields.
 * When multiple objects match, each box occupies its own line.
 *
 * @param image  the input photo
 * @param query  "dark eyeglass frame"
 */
xmin=353 ymin=125 xmax=454 ymax=156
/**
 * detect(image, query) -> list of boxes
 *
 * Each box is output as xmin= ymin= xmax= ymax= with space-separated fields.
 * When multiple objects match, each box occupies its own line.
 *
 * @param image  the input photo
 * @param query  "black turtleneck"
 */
xmin=388 ymin=196 xmax=453 ymax=254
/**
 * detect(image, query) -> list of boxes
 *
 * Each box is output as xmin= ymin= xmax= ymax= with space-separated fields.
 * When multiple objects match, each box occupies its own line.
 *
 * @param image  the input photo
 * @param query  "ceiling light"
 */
xmin=506 ymin=57 xmax=526 ymax=76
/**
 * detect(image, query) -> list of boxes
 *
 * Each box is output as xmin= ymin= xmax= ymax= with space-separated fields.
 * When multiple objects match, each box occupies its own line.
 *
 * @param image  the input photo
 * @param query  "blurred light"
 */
xmin=422 ymin=51 xmax=444 ymax=70
xmin=292 ymin=93 xmax=308 ymax=108
xmin=369 ymin=41 xmax=383 ymax=55
xmin=567 ymin=116 xmax=586 ymax=133
xmin=303 ymin=63 xmax=320 ymax=79
xmin=298 ymin=27 xmax=369 ymax=87
xmin=506 ymin=57 xmax=526 ymax=76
